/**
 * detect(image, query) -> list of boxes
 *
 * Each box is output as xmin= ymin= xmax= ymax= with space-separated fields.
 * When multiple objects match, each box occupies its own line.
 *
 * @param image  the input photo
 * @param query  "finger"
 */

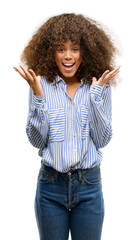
xmin=19 ymin=65 xmax=33 ymax=81
xmin=106 ymin=67 xmax=120 ymax=80
xmin=101 ymin=70 xmax=110 ymax=80
xmin=108 ymin=66 xmax=120 ymax=76
xmin=92 ymin=77 xmax=97 ymax=84
xmin=13 ymin=66 xmax=28 ymax=80
xmin=13 ymin=66 xmax=19 ymax=71
xmin=28 ymin=69 xmax=37 ymax=82
xmin=108 ymin=71 xmax=120 ymax=80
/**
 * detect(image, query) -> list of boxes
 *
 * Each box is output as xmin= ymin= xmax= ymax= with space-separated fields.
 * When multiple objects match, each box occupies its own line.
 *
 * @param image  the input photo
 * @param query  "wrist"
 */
xmin=33 ymin=90 xmax=44 ymax=98
xmin=90 ymin=83 xmax=104 ymax=97
xmin=32 ymin=93 xmax=46 ymax=107
xmin=34 ymin=93 xmax=44 ymax=98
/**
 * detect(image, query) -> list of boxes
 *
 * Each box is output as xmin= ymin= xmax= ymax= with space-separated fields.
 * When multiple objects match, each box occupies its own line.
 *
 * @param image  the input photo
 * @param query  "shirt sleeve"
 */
xmin=26 ymin=88 xmax=49 ymax=149
xmin=89 ymin=83 xmax=112 ymax=149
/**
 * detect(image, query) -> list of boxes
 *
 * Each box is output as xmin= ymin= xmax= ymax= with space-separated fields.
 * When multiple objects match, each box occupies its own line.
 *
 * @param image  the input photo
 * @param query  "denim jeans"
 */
xmin=35 ymin=161 xmax=104 ymax=240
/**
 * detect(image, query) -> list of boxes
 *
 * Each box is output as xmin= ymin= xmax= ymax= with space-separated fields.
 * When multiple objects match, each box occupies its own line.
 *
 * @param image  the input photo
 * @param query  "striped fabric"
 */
xmin=26 ymin=75 xmax=112 ymax=173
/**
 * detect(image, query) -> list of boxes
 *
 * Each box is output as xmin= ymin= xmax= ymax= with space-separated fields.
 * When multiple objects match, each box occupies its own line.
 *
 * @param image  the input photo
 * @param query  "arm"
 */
xmin=89 ymin=83 xmax=112 ymax=149
xmin=26 ymin=88 xmax=48 ymax=149
xmin=13 ymin=65 xmax=48 ymax=149
xmin=89 ymin=66 xmax=120 ymax=149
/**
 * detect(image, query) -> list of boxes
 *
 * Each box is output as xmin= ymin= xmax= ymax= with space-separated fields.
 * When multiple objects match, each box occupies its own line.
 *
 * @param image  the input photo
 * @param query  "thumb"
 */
xmin=92 ymin=77 xmax=97 ymax=84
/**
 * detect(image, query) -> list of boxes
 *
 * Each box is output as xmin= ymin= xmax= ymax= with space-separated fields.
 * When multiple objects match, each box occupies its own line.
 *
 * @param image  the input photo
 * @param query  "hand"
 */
xmin=92 ymin=66 xmax=121 ymax=86
xmin=13 ymin=65 xmax=44 ymax=97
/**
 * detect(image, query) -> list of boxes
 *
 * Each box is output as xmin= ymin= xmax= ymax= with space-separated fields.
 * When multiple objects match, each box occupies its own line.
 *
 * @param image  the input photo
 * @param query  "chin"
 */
xmin=62 ymin=72 xmax=76 ymax=78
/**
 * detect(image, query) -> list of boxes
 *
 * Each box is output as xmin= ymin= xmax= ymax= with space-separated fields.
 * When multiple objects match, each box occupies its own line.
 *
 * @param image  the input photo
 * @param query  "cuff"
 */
xmin=90 ymin=84 xmax=104 ymax=97
xmin=32 ymin=93 xmax=46 ymax=108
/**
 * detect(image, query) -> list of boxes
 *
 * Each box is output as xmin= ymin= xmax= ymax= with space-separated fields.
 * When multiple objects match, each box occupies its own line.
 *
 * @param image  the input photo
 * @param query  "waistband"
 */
xmin=41 ymin=161 xmax=100 ymax=180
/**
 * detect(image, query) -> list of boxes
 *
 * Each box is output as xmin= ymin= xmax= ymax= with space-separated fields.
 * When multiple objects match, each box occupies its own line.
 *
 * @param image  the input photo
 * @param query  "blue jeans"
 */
xmin=35 ymin=161 xmax=104 ymax=240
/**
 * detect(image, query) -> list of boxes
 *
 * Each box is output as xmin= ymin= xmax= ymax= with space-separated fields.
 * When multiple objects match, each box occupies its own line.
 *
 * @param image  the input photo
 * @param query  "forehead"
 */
xmin=58 ymin=40 xmax=80 ymax=46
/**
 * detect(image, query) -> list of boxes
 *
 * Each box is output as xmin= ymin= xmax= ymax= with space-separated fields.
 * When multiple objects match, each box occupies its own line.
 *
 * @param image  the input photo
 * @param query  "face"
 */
xmin=55 ymin=40 xmax=82 ymax=83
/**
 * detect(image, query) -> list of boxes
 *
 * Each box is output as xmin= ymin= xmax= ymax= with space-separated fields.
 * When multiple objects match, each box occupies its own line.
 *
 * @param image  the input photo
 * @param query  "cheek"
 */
xmin=77 ymin=52 xmax=82 ymax=63
xmin=78 ymin=56 xmax=82 ymax=66
xmin=55 ymin=55 xmax=62 ymax=67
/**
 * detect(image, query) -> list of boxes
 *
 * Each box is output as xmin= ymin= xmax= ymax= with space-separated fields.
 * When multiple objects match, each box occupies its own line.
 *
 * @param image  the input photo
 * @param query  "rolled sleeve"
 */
xmin=32 ymin=93 xmax=46 ymax=108
xmin=90 ymin=84 xmax=104 ymax=98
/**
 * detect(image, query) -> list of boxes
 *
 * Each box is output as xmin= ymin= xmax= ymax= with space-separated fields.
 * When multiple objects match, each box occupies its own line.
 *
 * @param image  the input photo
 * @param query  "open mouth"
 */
xmin=62 ymin=63 xmax=75 ymax=71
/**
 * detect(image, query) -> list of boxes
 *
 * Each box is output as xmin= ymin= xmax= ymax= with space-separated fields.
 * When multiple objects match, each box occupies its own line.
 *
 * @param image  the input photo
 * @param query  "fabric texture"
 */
xmin=26 ymin=75 xmax=112 ymax=172
xmin=35 ymin=161 xmax=104 ymax=240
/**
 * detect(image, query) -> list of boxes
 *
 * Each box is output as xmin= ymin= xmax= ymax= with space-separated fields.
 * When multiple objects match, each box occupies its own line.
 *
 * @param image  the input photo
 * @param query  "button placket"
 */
xmin=72 ymin=107 xmax=77 ymax=155
xmin=72 ymin=163 xmax=76 ymax=167
xmin=72 ymin=100 xmax=76 ymax=153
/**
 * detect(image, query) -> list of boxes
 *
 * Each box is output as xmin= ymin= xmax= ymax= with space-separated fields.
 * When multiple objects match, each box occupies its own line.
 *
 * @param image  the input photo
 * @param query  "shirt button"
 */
xmin=93 ymin=87 xmax=96 ymax=90
xmin=72 ymin=102 xmax=75 ymax=106
xmin=74 ymin=149 xmax=77 ymax=152
xmin=73 ymin=134 xmax=76 ymax=138
xmin=38 ymin=100 xmax=41 ymax=103
xmin=72 ymin=119 xmax=74 ymax=122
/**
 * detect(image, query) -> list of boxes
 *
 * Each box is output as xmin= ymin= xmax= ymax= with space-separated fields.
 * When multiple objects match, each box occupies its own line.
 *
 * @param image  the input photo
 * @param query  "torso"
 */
xmin=67 ymin=82 xmax=81 ymax=100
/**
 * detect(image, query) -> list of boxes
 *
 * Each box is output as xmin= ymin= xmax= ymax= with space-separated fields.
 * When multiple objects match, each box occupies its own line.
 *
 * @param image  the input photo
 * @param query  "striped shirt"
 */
xmin=26 ymin=75 xmax=112 ymax=173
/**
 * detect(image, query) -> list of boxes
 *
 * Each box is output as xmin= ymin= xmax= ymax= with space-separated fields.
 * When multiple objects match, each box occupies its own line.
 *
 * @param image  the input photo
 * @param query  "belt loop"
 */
xmin=78 ymin=169 xmax=82 ymax=180
xmin=54 ymin=171 xmax=58 ymax=180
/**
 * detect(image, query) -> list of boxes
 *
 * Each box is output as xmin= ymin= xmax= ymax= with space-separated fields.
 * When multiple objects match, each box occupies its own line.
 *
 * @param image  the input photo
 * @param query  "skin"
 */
xmin=13 ymin=65 xmax=43 ymax=97
xmin=55 ymin=40 xmax=82 ymax=85
xmin=13 ymin=40 xmax=120 ymax=97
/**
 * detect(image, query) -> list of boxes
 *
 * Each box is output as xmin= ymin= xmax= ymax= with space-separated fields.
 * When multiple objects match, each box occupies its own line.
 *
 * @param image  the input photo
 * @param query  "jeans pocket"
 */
xmin=37 ymin=170 xmax=53 ymax=184
xmin=48 ymin=107 xmax=66 ymax=142
xmin=82 ymin=167 xmax=101 ymax=185
xmin=81 ymin=104 xmax=90 ymax=139
xmin=82 ymin=175 xmax=101 ymax=185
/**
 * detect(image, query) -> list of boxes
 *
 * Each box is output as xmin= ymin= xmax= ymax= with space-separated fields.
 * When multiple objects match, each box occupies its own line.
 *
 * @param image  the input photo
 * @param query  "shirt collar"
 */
xmin=51 ymin=75 xmax=88 ymax=86
xmin=50 ymin=75 xmax=63 ymax=85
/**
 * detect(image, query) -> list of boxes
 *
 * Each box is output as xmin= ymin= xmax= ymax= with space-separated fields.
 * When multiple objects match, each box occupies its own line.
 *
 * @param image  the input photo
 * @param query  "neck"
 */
xmin=60 ymin=75 xmax=80 ymax=85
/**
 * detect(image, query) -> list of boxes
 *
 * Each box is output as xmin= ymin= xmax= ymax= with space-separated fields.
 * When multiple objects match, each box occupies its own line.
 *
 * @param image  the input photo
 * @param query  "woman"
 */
xmin=14 ymin=13 xmax=120 ymax=240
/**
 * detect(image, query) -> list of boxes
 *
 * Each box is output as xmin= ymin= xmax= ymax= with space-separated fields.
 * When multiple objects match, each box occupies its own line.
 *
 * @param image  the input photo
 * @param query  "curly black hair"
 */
xmin=21 ymin=13 xmax=119 ymax=84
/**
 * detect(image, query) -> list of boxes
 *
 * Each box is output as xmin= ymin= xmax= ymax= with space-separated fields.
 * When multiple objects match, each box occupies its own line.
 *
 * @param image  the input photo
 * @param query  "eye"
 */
xmin=72 ymin=46 xmax=80 ymax=52
xmin=73 ymin=48 xmax=79 ymax=52
xmin=57 ymin=48 xmax=65 ymax=52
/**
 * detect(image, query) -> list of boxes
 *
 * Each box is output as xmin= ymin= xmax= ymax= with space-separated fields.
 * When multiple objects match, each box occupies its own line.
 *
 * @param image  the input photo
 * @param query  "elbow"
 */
xmin=100 ymin=124 xmax=112 ymax=148
xmin=26 ymin=127 xmax=38 ymax=148
xmin=26 ymin=125 xmax=41 ymax=149
xmin=26 ymin=125 xmax=47 ymax=149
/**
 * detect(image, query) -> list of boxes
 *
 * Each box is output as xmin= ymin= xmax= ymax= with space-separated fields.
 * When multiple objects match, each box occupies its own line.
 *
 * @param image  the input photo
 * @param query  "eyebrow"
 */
xmin=71 ymin=44 xmax=80 ymax=46
xmin=58 ymin=43 xmax=80 ymax=47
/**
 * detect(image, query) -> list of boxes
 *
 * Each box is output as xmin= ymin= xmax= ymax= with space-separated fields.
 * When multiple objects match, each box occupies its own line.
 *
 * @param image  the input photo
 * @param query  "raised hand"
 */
xmin=92 ymin=66 xmax=120 ymax=86
xmin=13 ymin=65 xmax=44 ymax=97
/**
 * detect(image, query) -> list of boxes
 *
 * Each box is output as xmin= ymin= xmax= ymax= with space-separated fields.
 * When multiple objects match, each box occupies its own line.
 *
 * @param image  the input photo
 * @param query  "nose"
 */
xmin=65 ymin=50 xmax=72 ymax=59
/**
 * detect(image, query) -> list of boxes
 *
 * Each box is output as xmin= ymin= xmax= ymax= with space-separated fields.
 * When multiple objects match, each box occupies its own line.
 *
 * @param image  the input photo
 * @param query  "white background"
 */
xmin=1 ymin=0 xmax=134 ymax=239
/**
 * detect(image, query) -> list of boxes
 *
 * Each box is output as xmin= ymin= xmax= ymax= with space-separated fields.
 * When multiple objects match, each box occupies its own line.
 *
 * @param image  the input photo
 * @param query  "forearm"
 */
xmin=26 ymin=91 xmax=48 ymax=149
xmin=89 ymin=83 xmax=112 ymax=149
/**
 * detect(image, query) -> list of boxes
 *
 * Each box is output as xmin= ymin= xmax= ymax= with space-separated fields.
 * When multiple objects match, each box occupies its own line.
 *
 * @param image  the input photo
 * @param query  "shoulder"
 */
xmin=40 ymin=75 xmax=49 ymax=86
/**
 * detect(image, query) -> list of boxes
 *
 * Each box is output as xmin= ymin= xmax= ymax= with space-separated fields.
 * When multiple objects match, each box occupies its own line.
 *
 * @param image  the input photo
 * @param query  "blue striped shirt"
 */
xmin=26 ymin=75 xmax=112 ymax=173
